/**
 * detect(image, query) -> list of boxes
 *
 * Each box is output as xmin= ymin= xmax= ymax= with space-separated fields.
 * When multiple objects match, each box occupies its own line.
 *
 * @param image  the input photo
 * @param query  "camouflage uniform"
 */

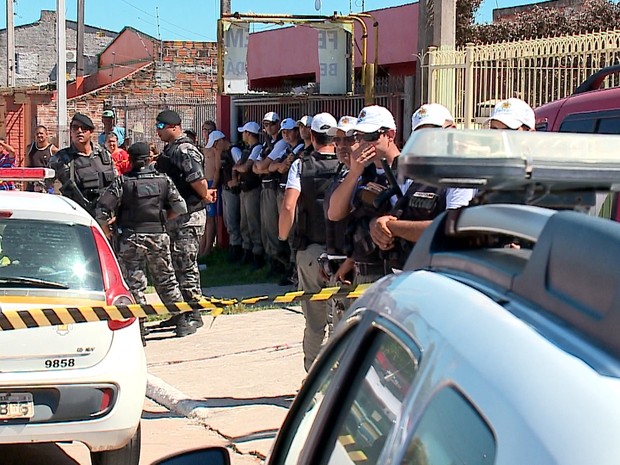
xmin=96 ymin=164 xmax=187 ymax=306
xmin=167 ymin=208 xmax=206 ymax=301
xmin=156 ymin=135 xmax=208 ymax=302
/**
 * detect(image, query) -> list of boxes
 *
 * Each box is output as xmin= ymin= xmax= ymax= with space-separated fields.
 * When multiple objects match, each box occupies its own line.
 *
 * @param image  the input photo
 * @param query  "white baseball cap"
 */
xmin=310 ymin=112 xmax=338 ymax=134
xmin=486 ymin=98 xmax=535 ymax=130
xmin=297 ymin=115 xmax=313 ymax=127
xmin=280 ymin=118 xmax=297 ymax=131
xmin=411 ymin=104 xmax=455 ymax=131
xmin=353 ymin=105 xmax=396 ymax=133
xmin=263 ymin=111 xmax=280 ymax=122
xmin=205 ymin=130 xmax=225 ymax=148
xmin=327 ymin=115 xmax=357 ymax=136
xmin=237 ymin=121 xmax=260 ymax=134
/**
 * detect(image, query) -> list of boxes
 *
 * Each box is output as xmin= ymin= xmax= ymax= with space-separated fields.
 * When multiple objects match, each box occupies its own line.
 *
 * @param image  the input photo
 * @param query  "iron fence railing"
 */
xmin=423 ymin=29 xmax=620 ymax=128
xmin=108 ymin=95 xmax=217 ymax=148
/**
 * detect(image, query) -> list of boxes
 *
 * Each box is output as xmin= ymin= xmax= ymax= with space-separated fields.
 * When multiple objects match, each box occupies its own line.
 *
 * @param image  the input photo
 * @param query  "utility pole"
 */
xmin=414 ymin=0 xmax=456 ymax=108
xmin=6 ymin=0 xmax=15 ymax=87
xmin=57 ymin=0 xmax=68 ymax=147
xmin=76 ymin=0 xmax=85 ymax=88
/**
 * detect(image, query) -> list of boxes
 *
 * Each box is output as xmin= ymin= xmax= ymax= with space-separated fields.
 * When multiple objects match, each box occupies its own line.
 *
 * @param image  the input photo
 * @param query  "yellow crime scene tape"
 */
xmin=0 ymin=284 xmax=371 ymax=332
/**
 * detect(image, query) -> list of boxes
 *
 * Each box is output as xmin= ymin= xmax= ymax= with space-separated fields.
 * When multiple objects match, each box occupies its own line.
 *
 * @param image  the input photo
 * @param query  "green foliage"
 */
xmin=459 ymin=0 xmax=620 ymax=45
xmin=198 ymin=247 xmax=278 ymax=287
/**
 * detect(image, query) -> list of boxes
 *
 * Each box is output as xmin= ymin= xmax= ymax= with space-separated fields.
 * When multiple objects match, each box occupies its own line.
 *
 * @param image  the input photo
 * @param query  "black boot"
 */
xmin=251 ymin=253 xmax=265 ymax=270
xmin=227 ymin=245 xmax=243 ymax=263
xmin=175 ymin=313 xmax=197 ymax=338
xmin=241 ymin=249 xmax=253 ymax=265
xmin=190 ymin=309 xmax=204 ymax=328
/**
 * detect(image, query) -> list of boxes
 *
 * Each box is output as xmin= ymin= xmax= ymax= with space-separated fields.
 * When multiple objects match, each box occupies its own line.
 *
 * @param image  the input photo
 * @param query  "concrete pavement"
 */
xmin=143 ymin=283 xmax=306 ymax=463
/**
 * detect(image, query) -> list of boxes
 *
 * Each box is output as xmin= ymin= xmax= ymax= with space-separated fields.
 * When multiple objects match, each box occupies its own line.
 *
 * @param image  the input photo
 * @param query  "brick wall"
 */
xmin=0 ymin=10 xmax=116 ymax=87
xmin=155 ymin=41 xmax=218 ymax=94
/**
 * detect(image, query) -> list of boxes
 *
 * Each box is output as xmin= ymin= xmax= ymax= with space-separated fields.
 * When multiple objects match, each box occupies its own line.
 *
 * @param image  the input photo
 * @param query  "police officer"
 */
xmin=328 ymin=105 xmax=401 ymax=283
xmin=322 ymin=116 xmax=358 ymax=333
xmin=233 ymin=122 xmax=264 ymax=267
xmin=95 ymin=142 xmax=194 ymax=340
xmin=278 ymin=112 xmax=340 ymax=372
xmin=254 ymin=112 xmax=289 ymax=274
xmin=211 ymin=130 xmax=243 ymax=263
xmin=365 ymin=104 xmax=475 ymax=270
xmin=155 ymin=110 xmax=217 ymax=328
xmin=49 ymin=113 xmax=116 ymax=218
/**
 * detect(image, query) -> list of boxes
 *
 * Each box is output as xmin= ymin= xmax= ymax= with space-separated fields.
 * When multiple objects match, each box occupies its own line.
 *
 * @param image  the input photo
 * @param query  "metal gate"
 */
xmin=423 ymin=30 xmax=620 ymax=128
xmin=232 ymin=77 xmax=407 ymax=145
xmin=108 ymin=95 xmax=217 ymax=147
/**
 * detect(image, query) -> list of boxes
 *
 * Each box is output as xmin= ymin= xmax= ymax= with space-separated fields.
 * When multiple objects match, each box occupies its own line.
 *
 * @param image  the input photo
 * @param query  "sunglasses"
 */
xmin=155 ymin=122 xmax=168 ymax=130
xmin=70 ymin=124 xmax=92 ymax=132
xmin=334 ymin=136 xmax=356 ymax=145
xmin=355 ymin=129 xmax=386 ymax=142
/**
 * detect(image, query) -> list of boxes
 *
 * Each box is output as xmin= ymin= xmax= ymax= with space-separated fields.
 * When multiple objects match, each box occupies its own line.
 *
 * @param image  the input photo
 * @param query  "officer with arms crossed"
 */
xmin=278 ymin=112 xmax=340 ymax=372
xmin=96 ymin=142 xmax=194 ymax=341
xmin=368 ymin=103 xmax=475 ymax=270
xmin=49 ymin=113 xmax=116 ymax=218
xmin=327 ymin=105 xmax=401 ymax=283
xmin=154 ymin=110 xmax=217 ymax=328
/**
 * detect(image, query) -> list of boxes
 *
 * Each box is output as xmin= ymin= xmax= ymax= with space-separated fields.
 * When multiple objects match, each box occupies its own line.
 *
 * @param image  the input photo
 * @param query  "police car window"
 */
xmin=401 ymin=387 xmax=496 ymax=465
xmin=322 ymin=331 xmax=417 ymax=465
xmin=0 ymin=219 xmax=104 ymax=291
xmin=282 ymin=330 xmax=354 ymax=465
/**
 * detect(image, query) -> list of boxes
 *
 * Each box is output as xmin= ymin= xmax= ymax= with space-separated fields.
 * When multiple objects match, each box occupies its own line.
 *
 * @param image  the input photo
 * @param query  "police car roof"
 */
xmin=0 ymin=191 xmax=95 ymax=226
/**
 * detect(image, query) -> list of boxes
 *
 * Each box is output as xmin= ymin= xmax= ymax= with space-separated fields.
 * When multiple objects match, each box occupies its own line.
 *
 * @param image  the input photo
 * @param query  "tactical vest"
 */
xmin=238 ymin=142 xmax=262 ymax=191
xmin=324 ymin=164 xmax=349 ymax=255
xmin=347 ymin=161 xmax=399 ymax=263
xmin=116 ymin=166 xmax=169 ymax=233
xmin=220 ymin=147 xmax=235 ymax=188
xmin=156 ymin=136 xmax=203 ymax=207
xmin=261 ymin=133 xmax=283 ymax=185
xmin=384 ymin=182 xmax=448 ymax=269
xmin=57 ymin=144 xmax=115 ymax=207
xmin=294 ymin=152 xmax=340 ymax=250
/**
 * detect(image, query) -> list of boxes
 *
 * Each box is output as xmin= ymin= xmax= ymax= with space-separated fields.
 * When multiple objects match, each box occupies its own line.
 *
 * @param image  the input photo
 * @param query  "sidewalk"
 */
xmin=144 ymin=284 xmax=306 ymax=463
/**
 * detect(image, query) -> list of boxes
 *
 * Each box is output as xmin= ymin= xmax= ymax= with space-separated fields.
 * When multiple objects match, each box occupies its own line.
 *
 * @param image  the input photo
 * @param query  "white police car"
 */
xmin=155 ymin=130 xmax=620 ymax=465
xmin=0 ymin=169 xmax=145 ymax=465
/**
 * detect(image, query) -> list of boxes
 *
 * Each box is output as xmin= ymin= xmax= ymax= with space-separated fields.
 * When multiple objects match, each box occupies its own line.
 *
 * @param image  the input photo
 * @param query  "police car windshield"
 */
xmin=0 ymin=219 xmax=104 ymax=292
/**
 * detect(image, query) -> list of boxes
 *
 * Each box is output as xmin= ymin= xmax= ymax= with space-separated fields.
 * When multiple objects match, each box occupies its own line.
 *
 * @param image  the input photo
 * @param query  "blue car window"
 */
xmin=401 ymin=387 xmax=496 ymax=465
xmin=321 ymin=331 xmax=418 ymax=464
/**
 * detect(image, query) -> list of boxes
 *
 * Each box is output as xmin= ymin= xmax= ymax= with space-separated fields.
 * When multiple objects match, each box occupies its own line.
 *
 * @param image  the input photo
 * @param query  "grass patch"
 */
xmin=198 ymin=247 xmax=279 ymax=287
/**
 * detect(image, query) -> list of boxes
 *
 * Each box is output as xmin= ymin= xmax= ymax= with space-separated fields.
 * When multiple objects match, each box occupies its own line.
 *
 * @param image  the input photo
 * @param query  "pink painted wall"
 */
xmin=97 ymin=28 xmax=155 ymax=86
xmin=247 ymin=3 xmax=418 ymax=84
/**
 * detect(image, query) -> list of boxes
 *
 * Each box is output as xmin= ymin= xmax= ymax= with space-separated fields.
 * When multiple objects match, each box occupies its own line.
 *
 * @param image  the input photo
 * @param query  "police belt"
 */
xmin=119 ymin=223 xmax=166 ymax=235
xmin=188 ymin=202 xmax=205 ymax=214
xmin=261 ymin=179 xmax=279 ymax=190
xmin=223 ymin=185 xmax=240 ymax=194
xmin=355 ymin=262 xmax=386 ymax=277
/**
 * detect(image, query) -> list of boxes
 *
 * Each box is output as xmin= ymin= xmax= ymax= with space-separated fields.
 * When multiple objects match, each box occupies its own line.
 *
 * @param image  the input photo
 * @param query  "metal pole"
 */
xmin=77 ymin=0 xmax=85 ymax=79
xmin=221 ymin=0 xmax=231 ymax=16
xmin=7 ymin=0 xmax=15 ymax=87
xmin=57 ymin=0 xmax=69 ymax=148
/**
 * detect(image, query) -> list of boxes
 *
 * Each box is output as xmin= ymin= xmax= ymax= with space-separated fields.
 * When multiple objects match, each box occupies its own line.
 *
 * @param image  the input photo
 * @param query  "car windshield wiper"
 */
xmin=0 ymin=277 xmax=70 ymax=290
